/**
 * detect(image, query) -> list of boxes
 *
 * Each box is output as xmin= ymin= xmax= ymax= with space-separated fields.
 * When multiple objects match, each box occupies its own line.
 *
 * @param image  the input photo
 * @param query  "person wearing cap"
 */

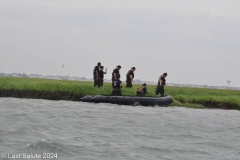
xmin=97 ymin=66 xmax=107 ymax=87
xmin=112 ymin=65 xmax=121 ymax=82
xmin=126 ymin=67 xmax=136 ymax=88
xmin=93 ymin=62 xmax=101 ymax=87
xmin=111 ymin=74 xmax=123 ymax=96
xmin=155 ymin=73 xmax=168 ymax=97
xmin=136 ymin=83 xmax=148 ymax=96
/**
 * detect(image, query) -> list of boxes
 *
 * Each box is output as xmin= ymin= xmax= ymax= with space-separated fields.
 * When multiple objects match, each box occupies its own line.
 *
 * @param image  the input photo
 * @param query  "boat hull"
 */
xmin=80 ymin=95 xmax=173 ymax=106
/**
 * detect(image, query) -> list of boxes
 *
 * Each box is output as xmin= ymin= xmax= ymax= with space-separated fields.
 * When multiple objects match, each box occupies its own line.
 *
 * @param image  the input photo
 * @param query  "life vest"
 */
xmin=136 ymin=85 xmax=146 ymax=94
xmin=99 ymin=70 xmax=104 ymax=79
xmin=112 ymin=69 xmax=120 ymax=81
xmin=93 ymin=66 xmax=99 ymax=75
xmin=158 ymin=75 xmax=166 ymax=85
xmin=126 ymin=70 xmax=134 ymax=80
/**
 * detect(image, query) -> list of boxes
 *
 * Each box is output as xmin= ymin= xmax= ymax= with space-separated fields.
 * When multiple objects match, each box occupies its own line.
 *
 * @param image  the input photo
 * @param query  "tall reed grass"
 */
xmin=0 ymin=76 xmax=239 ymax=110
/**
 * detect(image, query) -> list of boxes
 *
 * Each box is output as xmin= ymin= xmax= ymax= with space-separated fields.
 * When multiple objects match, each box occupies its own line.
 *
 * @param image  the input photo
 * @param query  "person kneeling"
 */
xmin=111 ymin=75 xmax=122 ymax=96
xmin=136 ymin=83 xmax=148 ymax=96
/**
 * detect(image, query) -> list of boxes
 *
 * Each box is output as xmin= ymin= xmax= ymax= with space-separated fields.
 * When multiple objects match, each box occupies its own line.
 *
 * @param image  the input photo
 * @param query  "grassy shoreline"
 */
xmin=0 ymin=76 xmax=239 ymax=110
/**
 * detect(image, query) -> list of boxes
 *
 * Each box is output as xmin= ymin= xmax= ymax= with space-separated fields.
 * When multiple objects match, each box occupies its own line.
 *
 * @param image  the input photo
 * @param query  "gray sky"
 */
xmin=1 ymin=0 xmax=240 ymax=86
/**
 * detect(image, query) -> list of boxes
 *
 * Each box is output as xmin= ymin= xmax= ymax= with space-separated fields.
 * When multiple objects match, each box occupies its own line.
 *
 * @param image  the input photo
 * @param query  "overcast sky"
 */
xmin=1 ymin=0 xmax=240 ymax=87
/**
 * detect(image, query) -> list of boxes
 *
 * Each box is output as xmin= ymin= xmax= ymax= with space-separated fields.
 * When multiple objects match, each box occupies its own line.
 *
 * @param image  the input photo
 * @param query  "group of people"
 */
xmin=93 ymin=62 xmax=168 ymax=97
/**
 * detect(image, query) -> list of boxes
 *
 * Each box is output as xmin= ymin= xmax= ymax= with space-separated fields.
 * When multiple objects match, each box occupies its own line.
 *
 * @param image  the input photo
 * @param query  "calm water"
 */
xmin=0 ymin=97 xmax=240 ymax=160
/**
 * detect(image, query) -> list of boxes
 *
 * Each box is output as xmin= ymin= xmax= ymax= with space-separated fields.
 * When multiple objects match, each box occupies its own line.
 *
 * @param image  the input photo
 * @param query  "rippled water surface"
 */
xmin=0 ymin=97 xmax=240 ymax=160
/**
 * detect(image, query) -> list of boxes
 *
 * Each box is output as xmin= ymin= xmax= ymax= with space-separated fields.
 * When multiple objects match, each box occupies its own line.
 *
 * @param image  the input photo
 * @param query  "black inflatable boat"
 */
xmin=80 ymin=95 xmax=173 ymax=106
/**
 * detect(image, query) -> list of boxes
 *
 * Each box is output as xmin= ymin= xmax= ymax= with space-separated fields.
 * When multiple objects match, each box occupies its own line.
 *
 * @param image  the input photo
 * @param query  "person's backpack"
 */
xmin=126 ymin=70 xmax=130 ymax=78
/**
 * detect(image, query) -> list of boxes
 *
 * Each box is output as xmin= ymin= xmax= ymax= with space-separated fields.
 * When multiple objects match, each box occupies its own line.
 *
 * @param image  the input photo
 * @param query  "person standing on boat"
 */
xmin=93 ymin=62 xmax=101 ymax=87
xmin=112 ymin=65 xmax=121 ymax=81
xmin=136 ymin=83 xmax=148 ymax=96
xmin=98 ymin=66 xmax=107 ymax=87
xmin=111 ymin=74 xmax=123 ymax=96
xmin=155 ymin=73 xmax=167 ymax=97
xmin=126 ymin=67 xmax=136 ymax=88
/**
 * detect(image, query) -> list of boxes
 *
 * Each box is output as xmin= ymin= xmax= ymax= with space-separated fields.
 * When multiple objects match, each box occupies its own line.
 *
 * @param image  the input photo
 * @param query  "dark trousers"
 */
xmin=126 ymin=79 xmax=132 ymax=88
xmin=136 ymin=92 xmax=145 ymax=96
xmin=97 ymin=78 xmax=103 ymax=87
xmin=93 ymin=76 xmax=98 ymax=87
xmin=155 ymin=85 xmax=164 ymax=97
xmin=111 ymin=89 xmax=122 ymax=96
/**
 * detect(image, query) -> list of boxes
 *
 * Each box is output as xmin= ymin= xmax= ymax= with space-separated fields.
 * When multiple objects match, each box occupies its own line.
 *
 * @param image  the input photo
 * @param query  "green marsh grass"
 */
xmin=0 ymin=76 xmax=239 ymax=110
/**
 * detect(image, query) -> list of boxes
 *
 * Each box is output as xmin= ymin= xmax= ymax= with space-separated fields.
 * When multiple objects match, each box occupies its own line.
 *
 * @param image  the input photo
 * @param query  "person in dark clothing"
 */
xmin=155 ymin=73 xmax=167 ymax=97
xmin=93 ymin=62 xmax=101 ymax=87
xmin=112 ymin=65 xmax=121 ymax=81
xmin=111 ymin=74 xmax=122 ymax=96
xmin=97 ymin=66 xmax=107 ymax=87
xmin=136 ymin=83 xmax=148 ymax=96
xmin=126 ymin=67 xmax=136 ymax=88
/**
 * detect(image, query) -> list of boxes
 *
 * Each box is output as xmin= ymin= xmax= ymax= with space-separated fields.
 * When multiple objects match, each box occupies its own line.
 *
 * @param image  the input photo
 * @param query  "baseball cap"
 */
xmin=116 ymin=65 xmax=121 ymax=68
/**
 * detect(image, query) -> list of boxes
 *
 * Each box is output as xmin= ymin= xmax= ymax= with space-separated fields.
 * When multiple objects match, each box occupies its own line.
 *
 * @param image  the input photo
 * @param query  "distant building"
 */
xmin=12 ymin=73 xmax=21 ymax=77
xmin=58 ymin=75 xmax=69 ymax=80
xmin=28 ymin=74 xmax=42 ymax=78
